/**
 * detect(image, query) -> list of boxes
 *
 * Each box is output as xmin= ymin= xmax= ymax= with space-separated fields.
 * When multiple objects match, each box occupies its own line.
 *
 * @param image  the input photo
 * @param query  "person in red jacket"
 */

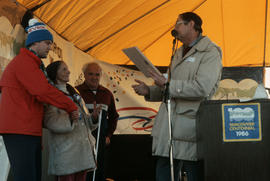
xmin=0 ymin=19 xmax=78 ymax=181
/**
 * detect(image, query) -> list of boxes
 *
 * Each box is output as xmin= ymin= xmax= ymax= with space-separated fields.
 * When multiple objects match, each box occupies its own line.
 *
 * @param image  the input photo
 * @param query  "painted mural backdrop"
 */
xmin=0 ymin=11 xmax=161 ymax=135
xmin=0 ymin=1 xmax=265 ymax=135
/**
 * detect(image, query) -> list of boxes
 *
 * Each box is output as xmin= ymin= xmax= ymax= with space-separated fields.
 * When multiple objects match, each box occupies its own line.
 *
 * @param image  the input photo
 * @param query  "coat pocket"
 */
xmin=172 ymin=114 xmax=196 ymax=141
xmin=172 ymin=102 xmax=199 ymax=141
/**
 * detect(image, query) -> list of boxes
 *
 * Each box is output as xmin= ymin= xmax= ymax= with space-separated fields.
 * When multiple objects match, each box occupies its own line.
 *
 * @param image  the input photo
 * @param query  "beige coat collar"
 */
xmin=171 ymin=36 xmax=222 ymax=70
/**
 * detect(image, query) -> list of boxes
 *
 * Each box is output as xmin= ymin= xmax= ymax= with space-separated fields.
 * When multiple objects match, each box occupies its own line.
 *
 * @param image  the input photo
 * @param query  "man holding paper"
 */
xmin=132 ymin=12 xmax=222 ymax=181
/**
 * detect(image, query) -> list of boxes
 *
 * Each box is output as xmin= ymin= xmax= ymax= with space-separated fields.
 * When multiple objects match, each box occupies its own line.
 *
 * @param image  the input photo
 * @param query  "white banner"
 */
xmin=0 ymin=136 xmax=9 ymax=181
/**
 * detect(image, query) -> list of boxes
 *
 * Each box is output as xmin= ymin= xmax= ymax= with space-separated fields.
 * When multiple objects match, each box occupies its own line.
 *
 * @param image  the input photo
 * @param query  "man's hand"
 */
xmin=92 ymin=101 xmax=101 ymax=121
xmin=70 ymin=110 xmax=79 ymax=122
xmin=149 ymin=69 xmax=166 ymax=88
xmin=132 ymin=79 xmax=149 ymax=96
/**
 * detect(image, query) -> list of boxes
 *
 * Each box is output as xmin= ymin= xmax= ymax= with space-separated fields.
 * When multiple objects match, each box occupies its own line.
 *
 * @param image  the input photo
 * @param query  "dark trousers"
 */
xmin=2 ymin=134 xmax=42 ymax=181
xmin=156 ymin=156 xmax=202 ymax=181
xmin=86 ymin=135 xmax=106 ymax=181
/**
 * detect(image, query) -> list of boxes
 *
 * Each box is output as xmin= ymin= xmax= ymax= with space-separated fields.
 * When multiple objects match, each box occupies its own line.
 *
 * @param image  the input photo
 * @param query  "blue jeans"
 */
xmin=156 ymin=157 xmax=203 ymax=181
xmin=182 ymin=160 xmax=203 ymax=181
xmin=156 ymin=156 xmax=182 ymax=181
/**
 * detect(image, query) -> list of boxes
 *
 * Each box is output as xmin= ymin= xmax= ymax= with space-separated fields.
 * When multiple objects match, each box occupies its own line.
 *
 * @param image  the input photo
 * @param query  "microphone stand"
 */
xmin=164 ymin=36 xmax=177 ymax=181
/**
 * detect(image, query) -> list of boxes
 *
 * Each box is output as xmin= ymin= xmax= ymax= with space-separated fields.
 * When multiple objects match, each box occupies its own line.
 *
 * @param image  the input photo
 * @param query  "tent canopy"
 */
xmin=17 ymin=0 xmax=270 ymax=67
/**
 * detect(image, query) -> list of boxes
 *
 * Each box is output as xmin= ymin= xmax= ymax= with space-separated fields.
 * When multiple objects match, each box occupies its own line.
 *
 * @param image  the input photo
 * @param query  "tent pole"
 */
xmin=263 ymin=0 xmax=268 ymax=68
xmin=263 ymin=0 xmax=268 ymax=85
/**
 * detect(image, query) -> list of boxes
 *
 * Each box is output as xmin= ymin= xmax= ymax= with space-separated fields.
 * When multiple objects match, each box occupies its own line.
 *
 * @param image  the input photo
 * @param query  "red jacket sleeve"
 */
xmin=15 ymin=58 xmax=77 ymax=113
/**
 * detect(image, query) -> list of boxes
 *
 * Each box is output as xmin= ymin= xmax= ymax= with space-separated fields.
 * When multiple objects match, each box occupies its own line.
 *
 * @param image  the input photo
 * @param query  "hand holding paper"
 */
xmin=148 ymin=69 xmax=167 ymax=88
xmin=122 ymin=47 xmax=163 ymax=78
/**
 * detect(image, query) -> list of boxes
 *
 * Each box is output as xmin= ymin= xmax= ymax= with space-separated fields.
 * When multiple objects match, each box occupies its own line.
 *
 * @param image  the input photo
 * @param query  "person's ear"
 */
xmin=189 ymin=20 xmax=195 ymax=29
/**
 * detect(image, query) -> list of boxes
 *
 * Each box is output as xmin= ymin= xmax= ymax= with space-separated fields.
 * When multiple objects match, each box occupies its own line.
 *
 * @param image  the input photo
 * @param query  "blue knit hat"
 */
xmin=25 ymin=19 xmax=53 ymax=47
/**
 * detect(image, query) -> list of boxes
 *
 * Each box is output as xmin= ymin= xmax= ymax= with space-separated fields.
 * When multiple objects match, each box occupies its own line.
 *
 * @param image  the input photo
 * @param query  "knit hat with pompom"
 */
xmin=25 ymin=19 xmax=53 ymax=47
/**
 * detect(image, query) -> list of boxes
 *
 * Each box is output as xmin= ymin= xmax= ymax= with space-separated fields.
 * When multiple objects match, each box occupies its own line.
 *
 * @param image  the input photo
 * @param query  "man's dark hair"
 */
xmin=180 ymin=12 xmax=203 ymax=33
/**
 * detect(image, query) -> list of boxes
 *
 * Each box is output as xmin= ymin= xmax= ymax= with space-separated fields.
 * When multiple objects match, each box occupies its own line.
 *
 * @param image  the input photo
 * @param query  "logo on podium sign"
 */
xmin=222 ymin=103 xmax=262 ymax=142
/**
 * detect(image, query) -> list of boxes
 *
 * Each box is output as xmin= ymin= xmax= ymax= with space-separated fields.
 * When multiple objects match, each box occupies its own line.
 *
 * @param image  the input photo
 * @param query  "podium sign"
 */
xmin=222 ymin=103 xmax=262 ymax=142
xmin=197 ymin=100 xmax=270 ymax=181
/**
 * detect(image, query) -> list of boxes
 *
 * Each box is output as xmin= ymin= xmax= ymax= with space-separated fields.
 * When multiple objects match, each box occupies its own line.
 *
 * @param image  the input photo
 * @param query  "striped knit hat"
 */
xmin=25 ymin=19 xmax=53 ymax=47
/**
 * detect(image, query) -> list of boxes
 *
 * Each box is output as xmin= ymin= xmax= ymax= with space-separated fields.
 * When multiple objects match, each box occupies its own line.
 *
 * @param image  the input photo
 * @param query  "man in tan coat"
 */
xmin=132 ymin=12 xmax=222 ymax=181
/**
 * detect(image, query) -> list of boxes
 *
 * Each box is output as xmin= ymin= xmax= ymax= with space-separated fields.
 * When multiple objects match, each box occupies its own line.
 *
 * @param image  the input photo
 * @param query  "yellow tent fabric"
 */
xmin=15 ymin=0 xmax=270 ymax=67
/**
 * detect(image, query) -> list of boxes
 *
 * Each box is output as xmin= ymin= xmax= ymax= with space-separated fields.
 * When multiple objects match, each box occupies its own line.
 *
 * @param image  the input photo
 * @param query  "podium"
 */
xmin=196 ymin=99 xmax=270 ymax=181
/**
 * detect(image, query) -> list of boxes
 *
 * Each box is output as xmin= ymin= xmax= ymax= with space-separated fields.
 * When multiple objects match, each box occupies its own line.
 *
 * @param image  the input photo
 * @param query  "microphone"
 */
xmin=171 ymin=30 xmax=178 ymax=37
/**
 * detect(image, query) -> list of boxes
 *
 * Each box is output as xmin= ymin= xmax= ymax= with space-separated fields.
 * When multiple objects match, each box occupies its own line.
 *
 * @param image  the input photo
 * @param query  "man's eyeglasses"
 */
xmin=175 ymin=21 xmax=187 ymax=27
